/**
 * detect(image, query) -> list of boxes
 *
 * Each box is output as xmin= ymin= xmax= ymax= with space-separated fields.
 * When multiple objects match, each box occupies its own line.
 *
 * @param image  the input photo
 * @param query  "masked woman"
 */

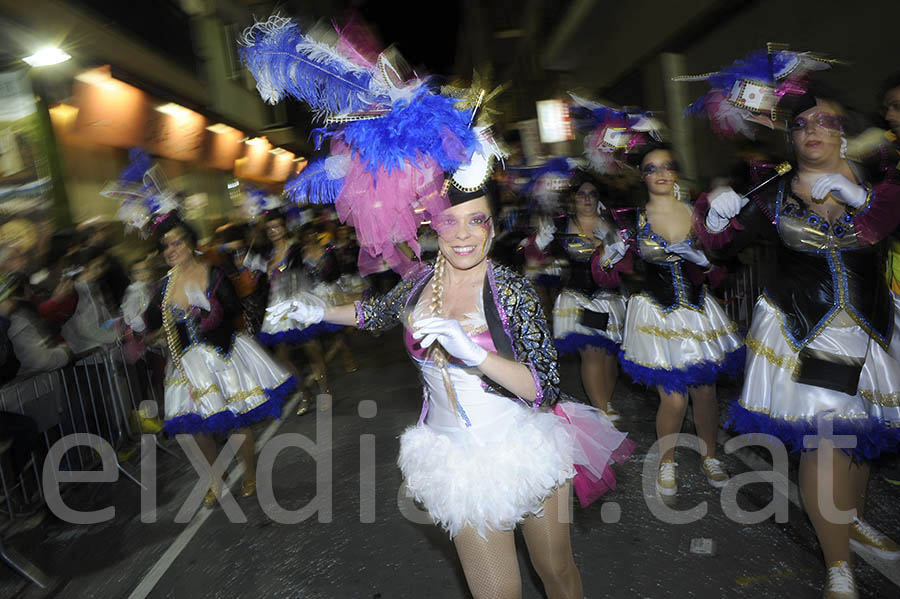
xmin=525 ymin=171 xmax=626 ymax=420
xmin=694 ymin=90 xmax=900 ymax=598
xmin=274 ymin=185 xmax=633 ymax=598
xmin=594 ymin=143 xmax=744 ymax=497
xmin=137 ymin=214 xmax=296 ymax=504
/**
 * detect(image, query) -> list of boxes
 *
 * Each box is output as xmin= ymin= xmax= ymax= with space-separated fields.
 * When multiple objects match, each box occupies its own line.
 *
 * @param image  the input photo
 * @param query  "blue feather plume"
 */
xmin=240 ymin=16 xmax=387 ymax=114
xmin=704 ymin=50 xmax=795 ymax=90
xmin=120 ymin=148 xmax=152 ymax=183
xmin=284 ymin=158 xmax=344 ymax=204
xmin=570 ymin=104 xmax=628 ymax=126
xmin=339 ymin=88 xmax=477 ymax=174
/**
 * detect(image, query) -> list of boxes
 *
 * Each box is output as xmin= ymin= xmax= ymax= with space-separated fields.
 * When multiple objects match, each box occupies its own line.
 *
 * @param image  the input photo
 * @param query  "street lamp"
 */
xmin=22 ymin=47 xmax=72 ymax=68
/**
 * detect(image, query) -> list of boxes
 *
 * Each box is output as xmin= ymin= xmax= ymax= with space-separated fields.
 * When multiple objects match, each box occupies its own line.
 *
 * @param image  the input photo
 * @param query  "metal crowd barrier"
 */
xmin=0 ymin=345 xmax=153 ymax=522
xmin=0 ymin=342 xmax=172 ymax=586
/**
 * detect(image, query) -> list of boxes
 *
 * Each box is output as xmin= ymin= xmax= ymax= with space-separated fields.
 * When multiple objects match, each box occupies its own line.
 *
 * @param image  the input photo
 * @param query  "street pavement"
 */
xmin=1 ymin=329 xmax=898 ymax=598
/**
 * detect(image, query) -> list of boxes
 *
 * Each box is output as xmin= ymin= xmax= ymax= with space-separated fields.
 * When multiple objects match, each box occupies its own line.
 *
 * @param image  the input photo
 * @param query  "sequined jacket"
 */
xmin=354 ymin=261 xmax=560 ymax=408
xmin=145 ymin=266 xmax=242 ymax=356
xmin=694 ymin=153 xmax=900 ymax=351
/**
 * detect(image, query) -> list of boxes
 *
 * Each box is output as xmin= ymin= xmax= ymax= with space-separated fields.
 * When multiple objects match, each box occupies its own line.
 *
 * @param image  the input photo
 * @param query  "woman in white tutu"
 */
xmin=595 ymin=143 xmax=743 ymax=497
xmin=526 ymin=172 xmax=627 ymax=420
xmin=277 ymin=185 xmax=634 ymax=598
xmin=695 ymin=89 xmax=900 ymax=597
xmin=139 ymin=214 xmax=297 ymax=504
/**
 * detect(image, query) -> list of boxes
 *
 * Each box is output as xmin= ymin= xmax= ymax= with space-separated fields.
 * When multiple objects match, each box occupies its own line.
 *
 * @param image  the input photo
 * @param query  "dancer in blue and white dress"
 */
xmin=596 ymin=143 xmax=743 ymax=497
xmin=140 ymin=215 xmax=296 ymax=505
xmin=525 ymin=172 xmax=627 ymax=420
xmin=695 ymin=89 xmax=900 ymax=597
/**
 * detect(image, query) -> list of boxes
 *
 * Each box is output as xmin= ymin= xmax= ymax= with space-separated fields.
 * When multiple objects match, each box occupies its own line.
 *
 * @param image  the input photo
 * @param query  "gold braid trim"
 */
xmin=162 ymin=270 xmax=185 ymax=373
xmin=734 ymin=401 xmax=897 ymax=424
xmin=860 ymin=390 xmax=900 ymax=409
xmin=637 ymin=322 xmax=738 ymax=341
xmin=745 ymin=334 xmax=799 ymax=372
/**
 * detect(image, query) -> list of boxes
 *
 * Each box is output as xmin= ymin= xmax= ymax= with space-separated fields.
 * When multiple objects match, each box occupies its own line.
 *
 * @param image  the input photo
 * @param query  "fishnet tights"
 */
xmin=453 ymin=484 xmax=583 ymax=599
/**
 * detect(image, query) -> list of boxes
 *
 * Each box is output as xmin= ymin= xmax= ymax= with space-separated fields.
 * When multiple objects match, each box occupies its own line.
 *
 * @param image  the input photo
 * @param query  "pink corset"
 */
xmin=404 ymin=326 xmax=497 ymax=365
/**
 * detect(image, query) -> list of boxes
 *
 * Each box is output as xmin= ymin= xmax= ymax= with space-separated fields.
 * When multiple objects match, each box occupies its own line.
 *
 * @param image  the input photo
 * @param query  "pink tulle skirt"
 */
xmin=552 ymin=401 xmax=636 ymax=507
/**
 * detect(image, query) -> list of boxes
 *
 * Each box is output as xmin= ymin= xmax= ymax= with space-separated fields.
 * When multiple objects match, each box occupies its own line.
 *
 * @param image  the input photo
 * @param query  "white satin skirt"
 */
xmin=163 ymin=333 xmax=296 ymax=435
xmin=728 ymin=293 xmax=900 ymax=460
xmin=553 ymin=288 xmax=626 ymax=355
xmin=620 ymin=293 xmax=745 ymax=393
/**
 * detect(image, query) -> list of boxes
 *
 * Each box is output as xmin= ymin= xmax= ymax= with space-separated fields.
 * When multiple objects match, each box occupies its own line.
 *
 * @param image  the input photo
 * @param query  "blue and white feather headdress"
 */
xmin=239 ymin=14 xmax=506 ymax=276
xmin=677 ymin=45 xmax=835 ymax=138
xmin=568 ymin=94 xmax=663 ymax=174
xmin=101 ymin=148 xmax=180 ymax=235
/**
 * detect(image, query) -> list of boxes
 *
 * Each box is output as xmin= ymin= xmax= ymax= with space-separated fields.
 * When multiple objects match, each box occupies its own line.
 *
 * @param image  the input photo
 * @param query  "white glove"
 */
xmin=811 ymin=174 xmax=867 ymax=209
xmin=265 ymin=299 xmax=296 ymax=321
xmin=412 ymin=317 xmax=488 ymax=367
xmin=706 ymin=187 xmax=748 ymax=232
xmin=600 ymin=238 xmax=627 ymax=267
xmin=286 ymin=301 xmax=325 ymax=327
xmin=128 ymin=316 xmax=146 ymax=333
xmin=665 ymin=241 xmax=710 ymax=268
xmin=535 ymin=218 xmax=556 ymax=251
xmin=184 ymin=284 xmax=211 ymax=311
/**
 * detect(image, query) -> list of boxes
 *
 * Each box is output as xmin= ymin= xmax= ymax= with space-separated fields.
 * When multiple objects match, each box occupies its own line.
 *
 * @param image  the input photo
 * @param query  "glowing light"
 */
xmin=206 ymin=123 xmax=235 ymax=134
xmin=536 ymin=99 xmax=574 ymax=143
xmin=23 ymin=47 xmax=71 ymax=67
xmin=155 ymin=103 xmax=194 ymax=119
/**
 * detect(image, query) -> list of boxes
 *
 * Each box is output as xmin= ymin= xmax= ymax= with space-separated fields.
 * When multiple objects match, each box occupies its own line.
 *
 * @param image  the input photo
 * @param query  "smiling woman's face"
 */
xmin=432 ymin=196 xmax=494 ymax=271
xmin=641 ymin=149 xmax=678 ymax=197
xmin=162 ymin=227 xmax=193 ymax=268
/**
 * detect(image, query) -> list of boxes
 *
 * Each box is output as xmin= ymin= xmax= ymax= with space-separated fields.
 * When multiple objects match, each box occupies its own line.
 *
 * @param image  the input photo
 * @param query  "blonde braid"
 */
xmin=429 ymin=253 xmax=460 ymax=420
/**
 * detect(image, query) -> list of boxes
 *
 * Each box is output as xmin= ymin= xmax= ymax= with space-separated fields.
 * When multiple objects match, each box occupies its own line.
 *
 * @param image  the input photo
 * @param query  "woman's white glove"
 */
xmin=412 ymin=317 xmax=488 ymax=367
xmin=287 ymin=301 xmax=325 ymax=326
xmin=535 ymin=218 xmax=556 ymax=251
xmin=706 ymin=187 xmax=748 ymax=232
xmin=811 ymin=174 xmax=867 ymax=208
xmin=600 ymin=238 xmax=627 ymax=267
xmin=266 ymin=292 xmax=327 ymax=327
xmin=128 ymin=316 xmax=146 ymax=333
xmin=184 ymin=284 xmax=211 ymax=311
xmin=665 ymin=241 xmax=710 ymax=268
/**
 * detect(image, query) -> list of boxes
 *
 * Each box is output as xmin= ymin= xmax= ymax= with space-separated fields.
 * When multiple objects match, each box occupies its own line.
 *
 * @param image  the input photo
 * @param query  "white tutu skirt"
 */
xmin=163 ymin=333 xmax=297 ymax=436
xmin=553 ymin=289 xmax=626 ymax=355
xmin=397 ymin=401 xmax=634 ymax=538
xmin=620 ymin=293 xmax=745 ymax=393
xmin=728 ymin=293 xmax=900 ymax=461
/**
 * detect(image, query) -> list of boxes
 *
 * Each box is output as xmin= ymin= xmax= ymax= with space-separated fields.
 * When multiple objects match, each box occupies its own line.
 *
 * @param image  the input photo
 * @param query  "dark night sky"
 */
xmin=342 ymin=0 xmax=461 ymax=75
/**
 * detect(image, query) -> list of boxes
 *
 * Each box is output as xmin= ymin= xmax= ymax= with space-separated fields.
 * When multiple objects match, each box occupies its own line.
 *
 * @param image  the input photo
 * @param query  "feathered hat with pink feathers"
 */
xmin=239 ymin=14 xmax=506 ymax=277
